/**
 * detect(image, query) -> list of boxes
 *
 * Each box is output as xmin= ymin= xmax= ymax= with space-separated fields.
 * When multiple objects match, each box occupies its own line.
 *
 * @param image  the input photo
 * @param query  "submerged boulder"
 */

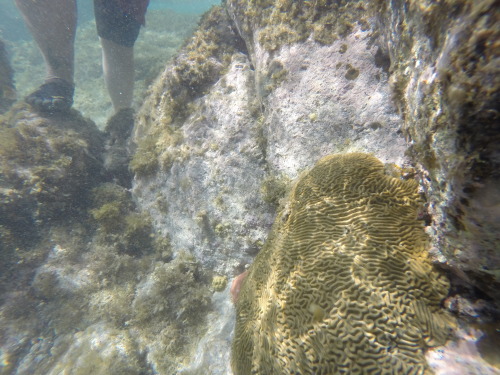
xmin=129 ymin=0 xmax=498 ymax=372
xmin=0 ymin=106 xmax=105 ymax=242
xmin=374 ymin=0 xmax=500 ymax=302
xmin=0 ymin=0 xmax=497 ymax=373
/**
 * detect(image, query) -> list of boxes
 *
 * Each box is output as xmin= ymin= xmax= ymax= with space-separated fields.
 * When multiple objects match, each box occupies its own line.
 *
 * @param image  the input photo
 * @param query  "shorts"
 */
xmin=94 ymin=0 xmax=149 ymax=47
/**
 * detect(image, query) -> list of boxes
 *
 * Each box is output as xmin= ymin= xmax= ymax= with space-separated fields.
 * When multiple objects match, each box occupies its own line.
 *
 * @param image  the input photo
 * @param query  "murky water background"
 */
xmin=0 ymin=0 xmax=220 ymax=126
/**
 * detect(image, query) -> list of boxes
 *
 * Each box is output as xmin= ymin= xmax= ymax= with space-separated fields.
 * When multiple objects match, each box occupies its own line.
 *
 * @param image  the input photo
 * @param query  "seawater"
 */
xmin=149 ymin=0 xmax=221 ymax=13
xmin=0 ymin=0 xmax=221 ymax=42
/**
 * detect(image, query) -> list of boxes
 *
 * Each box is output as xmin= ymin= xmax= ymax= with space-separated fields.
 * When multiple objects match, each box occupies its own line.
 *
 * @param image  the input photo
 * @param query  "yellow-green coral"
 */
xmin=232 ymin=153 xmax=453 ymax=375
xmin=212 ymin=275 xmax=228 ymax=292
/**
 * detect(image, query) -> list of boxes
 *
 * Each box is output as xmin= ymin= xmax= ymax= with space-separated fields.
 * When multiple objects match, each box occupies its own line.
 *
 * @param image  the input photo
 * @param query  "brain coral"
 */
xmin=232 ymin=153 xmax=453 ymax=375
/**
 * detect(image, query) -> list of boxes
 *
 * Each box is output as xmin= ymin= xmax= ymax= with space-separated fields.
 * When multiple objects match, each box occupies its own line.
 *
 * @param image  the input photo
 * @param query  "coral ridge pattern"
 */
xmin=232 ymin=153 xmax=453 ymax=375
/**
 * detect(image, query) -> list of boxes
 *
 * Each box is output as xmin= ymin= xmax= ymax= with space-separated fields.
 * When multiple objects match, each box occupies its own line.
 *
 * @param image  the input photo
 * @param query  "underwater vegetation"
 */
xmin=226 ymin=0 xmax=370 ymax=52
xmin=1 ymin=0 xmax=498 ymax=372
xmin=132 ymin=5 xmax=247 ymax=176
xmin=260 ymin=173 xmax=292 ymax=208
xmin=0 ymin=105 xmax=105 ymax=243
xmin=0 ymin=100 xmax=213 ymax=374
xmin=232 ymin=153 xmax=454 ymax=374
xmin=90 ymin=183 xmax=155 ymax=255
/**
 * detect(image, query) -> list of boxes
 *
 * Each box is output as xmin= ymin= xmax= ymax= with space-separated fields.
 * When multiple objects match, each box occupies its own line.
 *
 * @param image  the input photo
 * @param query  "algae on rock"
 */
xmin=0 ymin=105 xmax=105 ymax=243
xmin=374 ymin=0 xmax=500 ymax=299
xmin=226 ymin=0 xmax=369 ymax=53
xmin=232 ymin=153 xmax=453 ymax=375
xmin=133 ymin=5 xmax=248 ymax=177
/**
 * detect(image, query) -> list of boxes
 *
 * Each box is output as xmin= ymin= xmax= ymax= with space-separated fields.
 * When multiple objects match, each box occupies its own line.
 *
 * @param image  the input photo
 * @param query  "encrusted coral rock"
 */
xmin=0 ymin=105 xmax=105 ymax=240
xmin=232 ymin=153 xmax=453 ymax=375
xmin=374 ymin=0 xmax=500 ymax=299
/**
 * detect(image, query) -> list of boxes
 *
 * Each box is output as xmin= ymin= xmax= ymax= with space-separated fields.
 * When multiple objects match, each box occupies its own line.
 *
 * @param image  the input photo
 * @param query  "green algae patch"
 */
xmin=227 ymin=0 xmax=369 ymax=52
xmin=211 ymin=275 xmax=229 ymax=292
xmin=90 ymin=183 xmax=133 ymax=231
xmin=129 ymin=135 xmax=159 ymax=177
xmin=90 ymin=183 xmax=155 ymax=255
xmin=232 ymin=153 xmax=454 ymax=375
xmin=260 ymin=173 xmax=292 ymax=207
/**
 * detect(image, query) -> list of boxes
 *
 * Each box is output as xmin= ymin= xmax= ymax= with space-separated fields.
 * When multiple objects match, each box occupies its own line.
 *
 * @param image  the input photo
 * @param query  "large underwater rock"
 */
xmin=375 ymin=0 xmax=500 ymax=302
xmin=131 ymin=0 xmax=498 ymax=373
xmin=0 ymin=39 xmax=16 ymax=114
xmin=133 ymin=2 xmax=408 ymax=277
xmin=0 ymin=106 xmax=105 ymax=241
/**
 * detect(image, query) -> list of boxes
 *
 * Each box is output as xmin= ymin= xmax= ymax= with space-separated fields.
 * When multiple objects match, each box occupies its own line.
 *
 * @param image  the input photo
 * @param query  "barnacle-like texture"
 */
xmin=232 ymin=153 xmax=453 ymax=375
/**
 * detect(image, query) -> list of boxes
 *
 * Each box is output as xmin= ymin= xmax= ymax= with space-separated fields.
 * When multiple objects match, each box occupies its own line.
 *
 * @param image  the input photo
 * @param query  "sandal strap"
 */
xmin=25 ymin=79 xmax=75 ymax=113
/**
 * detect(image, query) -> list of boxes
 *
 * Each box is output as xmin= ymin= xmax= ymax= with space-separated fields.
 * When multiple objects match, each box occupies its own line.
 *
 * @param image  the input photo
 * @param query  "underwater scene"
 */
xmin=0 ymin=0 xmax=499 ymax=374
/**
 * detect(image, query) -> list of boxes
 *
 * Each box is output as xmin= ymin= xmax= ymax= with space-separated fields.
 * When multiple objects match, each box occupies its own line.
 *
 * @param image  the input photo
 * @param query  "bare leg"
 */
xmin=15 ymin=0 xmax=77 ymax=84
xmin=100 ymin=37 xmax=134 ymax=113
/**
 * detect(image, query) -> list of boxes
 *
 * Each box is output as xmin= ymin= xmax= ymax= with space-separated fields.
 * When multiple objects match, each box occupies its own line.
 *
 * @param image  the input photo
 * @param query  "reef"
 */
xmin=129 ymin=0 xmax=499 ymax=371
xmin=0 ymin=105 xmax=105 ymax=246
xmin=1 ymin=0 xmax=498 ymax=373
xmin=232 ymin=153 xmax=454 ymax=374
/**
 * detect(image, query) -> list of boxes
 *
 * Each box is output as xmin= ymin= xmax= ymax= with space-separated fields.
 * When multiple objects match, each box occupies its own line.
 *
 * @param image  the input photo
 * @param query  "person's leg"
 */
xmin=93 ymin=0 xmax=148 ymax=186
xmin=94 ymin=0 xmax=146 ymax=114
xmin=100 ymin=38 xmax=135 ymax=113
xmin=15 ymin=0 xmax=76 ymax=112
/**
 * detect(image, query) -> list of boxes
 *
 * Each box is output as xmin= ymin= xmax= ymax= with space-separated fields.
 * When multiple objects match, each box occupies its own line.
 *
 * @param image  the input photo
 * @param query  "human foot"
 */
xmin=25 ymin=78 xmax=74 ymax=113
xmin=104 ymin=108 xmax=135 ymax=187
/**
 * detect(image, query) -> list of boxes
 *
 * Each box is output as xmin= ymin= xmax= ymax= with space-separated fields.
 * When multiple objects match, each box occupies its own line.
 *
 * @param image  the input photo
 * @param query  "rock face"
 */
xmin=0 ymin=106 xmax=105 ymax=243
xmin=130 ymin=0 xmax=498 ymax=373
xmin=129 ymin=0 xmax=498 ymax=373
xmin=133 ymin=2 xmax=408 ymax=276
xmin=232 ymin=153 xmax=453 ymax=374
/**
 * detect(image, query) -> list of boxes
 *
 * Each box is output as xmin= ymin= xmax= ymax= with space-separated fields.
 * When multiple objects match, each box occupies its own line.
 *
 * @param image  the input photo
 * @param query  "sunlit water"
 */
xmin=0 ymin=0 xmax=220 ymax=126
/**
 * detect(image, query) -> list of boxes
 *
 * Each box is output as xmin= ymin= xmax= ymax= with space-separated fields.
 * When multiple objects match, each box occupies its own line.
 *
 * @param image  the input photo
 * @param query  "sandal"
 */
xmin=25 ymin=78 xmax=74 ymax=113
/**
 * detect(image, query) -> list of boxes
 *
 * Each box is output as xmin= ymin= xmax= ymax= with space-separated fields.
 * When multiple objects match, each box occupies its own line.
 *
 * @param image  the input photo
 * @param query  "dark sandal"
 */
xmin=25 ymin=79 xmax=74 ymax=113
xmin=105 ymin=108 xmax=135 ymax=141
